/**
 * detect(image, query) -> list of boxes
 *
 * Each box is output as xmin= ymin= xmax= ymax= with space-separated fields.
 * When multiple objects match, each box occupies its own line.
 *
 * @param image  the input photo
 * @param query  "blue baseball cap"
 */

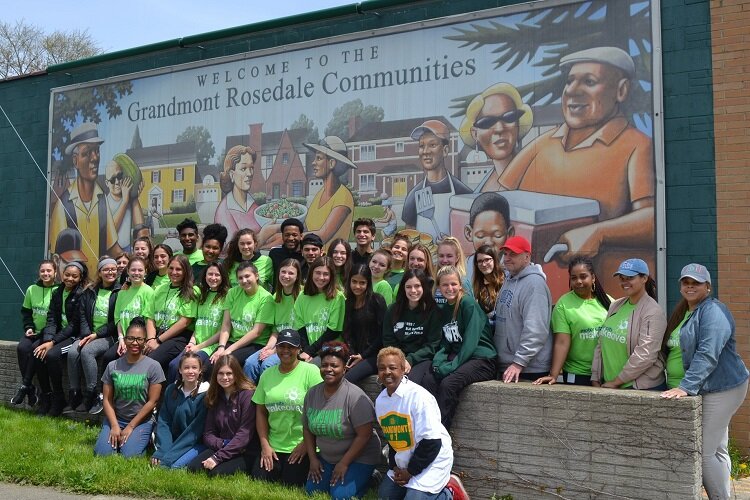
xmin=613 ymin=258 xmax=649 ymax=277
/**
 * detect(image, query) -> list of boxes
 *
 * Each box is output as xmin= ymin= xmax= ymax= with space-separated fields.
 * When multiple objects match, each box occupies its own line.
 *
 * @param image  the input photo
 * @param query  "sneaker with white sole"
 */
xmin=446 ymin=473 xmax=469 ymax=500
xmin=89 ymin=393 xmax=104 ymax=415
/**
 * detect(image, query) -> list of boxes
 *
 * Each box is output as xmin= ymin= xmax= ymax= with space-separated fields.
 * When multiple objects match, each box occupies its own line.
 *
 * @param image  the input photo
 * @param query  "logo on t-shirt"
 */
xmin=307 ymin=408 xmax=343 ymax=438
xmin=380 ymin=411 xmax=413 ymax=452
xmin=442 ymin=321 xmax=462 ymax=343
xmin=112 ymin=372 xmax=147 ymax=402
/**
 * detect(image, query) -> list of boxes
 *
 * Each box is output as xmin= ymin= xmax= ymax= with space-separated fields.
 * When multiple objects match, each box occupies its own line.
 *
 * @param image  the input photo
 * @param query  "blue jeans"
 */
xmin=94 ymin=418 xmax=153 ymax=458
xmin=378 ymin=474 xmax=453 ymax=500
xmin=244 ymin=351 xmax=280 ymax=384
xmin=168 ymin=444 xmax=207 ymax=469
xmin=305 ymin=457 xmax=375 ymax=499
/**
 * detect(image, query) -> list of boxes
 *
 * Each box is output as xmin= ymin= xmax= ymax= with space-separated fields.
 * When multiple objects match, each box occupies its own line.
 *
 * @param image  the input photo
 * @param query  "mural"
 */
xmin=46 ymin=0 xmax=659 ymax=299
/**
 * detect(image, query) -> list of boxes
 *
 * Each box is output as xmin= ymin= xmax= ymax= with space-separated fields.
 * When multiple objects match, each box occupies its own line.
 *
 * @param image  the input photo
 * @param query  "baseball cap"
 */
xmin=614 ymin=258 xmax=649 ymax=277
xmin=410 ymin=120 xmax=450 ymax=141
xmin=501 ymin=236 xmax=531 ymax=254
xmin=276 ymin=329 xmax=302 ymax=347
xmin=679 ymin=263 xmax=711 ymax=284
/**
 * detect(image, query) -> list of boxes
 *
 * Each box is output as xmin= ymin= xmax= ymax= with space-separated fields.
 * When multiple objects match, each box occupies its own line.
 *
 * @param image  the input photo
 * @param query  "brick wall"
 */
xmin=1 ymin=341 xmax=702 ymax=499
xmin=710 ymin=0 xmax=750 ymax=450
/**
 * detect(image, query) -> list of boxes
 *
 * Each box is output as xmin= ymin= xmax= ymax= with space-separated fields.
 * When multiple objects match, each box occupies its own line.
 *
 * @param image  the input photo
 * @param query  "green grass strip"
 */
xmin=0 ymin=406 xmax=328 ymax=499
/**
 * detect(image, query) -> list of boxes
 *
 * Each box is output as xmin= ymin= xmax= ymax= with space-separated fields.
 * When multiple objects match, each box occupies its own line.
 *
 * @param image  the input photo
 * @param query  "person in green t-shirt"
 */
xmin=191 ymin=223 xmax=228 ymax=283
xmin=385 ymin=233 xmax=410 ymax=289
xmin=534 ymin=256 xmax=612 ymax=386
xmin=251 ymin=329 xmax=323 ymax=487
xmin=664 ymin=311 xmax=691 ymax=389
xmin=175 ymin=218 xmax=204 ymax=266
xmin=144 ymin=255 xmax=198 ymax=376
xmin=212 ymin=261 xmax=274 ymax=369
xmin=146 ymin=244 xmax=173 ymax=288
xmin=369 ymin=248 xmax=394 ymax=305
xmin=244 ymin=258 xmax=303 ymax=383
xmin=591 ymin=258 xmax=667 ymax=390
xmin=169 ymin=262 xmax=231 ymax=383
xmin=12 ymin=260 xmax=58 ymax=408
xmin=419 ymin=266 xmax=497 ymax=430
xmin=222 ymin=228 xmax=273 ymax=291
xmin=294 ymin=256 xmax=346 ymax=361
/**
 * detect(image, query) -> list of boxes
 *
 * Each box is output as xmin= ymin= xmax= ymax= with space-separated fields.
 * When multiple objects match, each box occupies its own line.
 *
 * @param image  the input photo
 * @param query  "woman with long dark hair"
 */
xmin=223 ymin=228 xmax=273 ymax=291
xmin=386 ymin=233 xmax=410 ymax=289
xmin=342 ymin=264 xmax=387 ymax=384
xmin=146 ymin=244 xmax=173 ymax=288
xmin=659 ymin=264 xmax=749 ymax=499
xmin=328 ymin=237 xmax=352 ymax=289
xmin=382 ymin=269 xmax=442 ymax=386
xmin=188 ymin=355 xmax=257 ymax=476
xmin=534 ymin=256 xmax=611 ymax=386
xmin=471 ymin=244 xmax=504 ymax=328
xmin=591 ymin=259 xmax=667 ymax=390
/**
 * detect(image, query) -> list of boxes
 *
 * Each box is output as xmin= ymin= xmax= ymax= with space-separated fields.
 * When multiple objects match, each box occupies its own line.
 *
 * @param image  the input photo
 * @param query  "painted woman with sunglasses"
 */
xmin=95 ymin=317 xmax=164 ymax=458
xmin=591 ymin=259 xmax=667 ymax=390
xmin=459 ymin=82 xmax=533 ymax=192
xmin=303 ymin=341 xmax=381 ymax=499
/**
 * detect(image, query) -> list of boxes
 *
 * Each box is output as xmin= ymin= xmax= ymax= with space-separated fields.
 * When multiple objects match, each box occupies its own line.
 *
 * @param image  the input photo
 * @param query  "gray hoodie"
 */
xmin=494 ymin=263 xmax=552 ymax=374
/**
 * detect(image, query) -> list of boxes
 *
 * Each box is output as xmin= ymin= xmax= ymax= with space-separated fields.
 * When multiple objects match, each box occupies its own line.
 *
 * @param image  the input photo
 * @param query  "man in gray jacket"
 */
xmin=494 ymin=236 xmax=553 ymax=382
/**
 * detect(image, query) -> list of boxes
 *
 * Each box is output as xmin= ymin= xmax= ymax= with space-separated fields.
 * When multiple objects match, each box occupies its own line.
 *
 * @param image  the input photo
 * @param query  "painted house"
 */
xmin=126 ymin=142 xmax=197 ymax=215
xmin=346 ymin=116 xmax=459 ymax=202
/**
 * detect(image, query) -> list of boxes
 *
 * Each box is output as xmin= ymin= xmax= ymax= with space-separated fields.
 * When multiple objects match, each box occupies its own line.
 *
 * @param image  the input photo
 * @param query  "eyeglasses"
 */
xmin=124 ymin=336 xmax=146 ymax=344
xmin=107 ymin=172 xmax=124 ymax=184
xmin=473 ymin=109 xmax=525 ymax=129
xmin=477 ymin=257 xmax=494 ymax=265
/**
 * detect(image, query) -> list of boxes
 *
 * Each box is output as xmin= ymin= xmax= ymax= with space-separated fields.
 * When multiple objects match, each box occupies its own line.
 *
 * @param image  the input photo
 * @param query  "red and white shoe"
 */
xmin=446 ymin=473 xmax=469 ymax=500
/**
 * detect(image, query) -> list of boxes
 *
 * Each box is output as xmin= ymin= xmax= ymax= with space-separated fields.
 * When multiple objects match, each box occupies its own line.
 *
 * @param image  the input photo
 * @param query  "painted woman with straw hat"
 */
xmin=303 ymin=136 xmax=356 ymax=250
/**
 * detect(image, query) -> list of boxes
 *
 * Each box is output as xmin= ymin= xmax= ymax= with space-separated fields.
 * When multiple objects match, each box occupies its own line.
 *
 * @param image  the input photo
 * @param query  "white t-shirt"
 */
xmin=375 ymin=378 xmax=453 ymax=494
xmin=106 ymin=193 xmax=132 ymax=250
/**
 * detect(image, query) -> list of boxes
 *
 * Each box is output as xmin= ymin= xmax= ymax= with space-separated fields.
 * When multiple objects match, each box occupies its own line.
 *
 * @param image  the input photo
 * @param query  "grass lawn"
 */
xmin=0 ymin=406 xmax=330 ymax=499
xmin=161 ymin=212 xmax=201 ymax=228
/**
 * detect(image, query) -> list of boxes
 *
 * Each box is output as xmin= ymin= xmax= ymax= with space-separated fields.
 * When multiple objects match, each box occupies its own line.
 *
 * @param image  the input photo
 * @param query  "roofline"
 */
xmin=47 ymin=0 xmax=421 ymax=74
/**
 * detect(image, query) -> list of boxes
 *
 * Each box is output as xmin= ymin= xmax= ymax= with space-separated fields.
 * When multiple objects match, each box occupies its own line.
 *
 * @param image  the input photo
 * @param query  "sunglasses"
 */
xmin=473 ymin=109 xmax=525 ymax=129
xmin=320 ymin=345 xmax=344 ymax=353
xmin=107 ymin=172 xmax=124 ymax=184
xmin=124 ymin=336 xmax=146 ymax=345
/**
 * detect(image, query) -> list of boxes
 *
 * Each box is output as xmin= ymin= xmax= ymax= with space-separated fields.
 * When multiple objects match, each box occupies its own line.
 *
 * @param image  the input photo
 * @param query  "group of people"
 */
xmin=12 ymin=212 xmax=748 ymax=500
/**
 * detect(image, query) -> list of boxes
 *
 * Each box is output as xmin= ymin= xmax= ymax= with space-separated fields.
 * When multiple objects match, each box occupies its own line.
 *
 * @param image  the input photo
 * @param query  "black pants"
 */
xmin=251 ymin=452 xmax=309 ymax=487
xmin=187 ymin=448 xmax=254 ymax=477
xmin=17 ymin=336 xmax=41 ymax=386
xmin=344 ymin=355 xmax=377 ymax=384
xmin=148 ymin=332 xmax=190 ymax=376
xmin=205 ymin=342 xmax=260 ymax=377
xmin=406 ymin=360 xmax=433 ymax=387
xmin=421 ymin=357 xmax=498 ymax=431
xmin=561 ymin=372 xmax=593 ymax=386
xmin=35 ymin=337 xmax=76 ymax=394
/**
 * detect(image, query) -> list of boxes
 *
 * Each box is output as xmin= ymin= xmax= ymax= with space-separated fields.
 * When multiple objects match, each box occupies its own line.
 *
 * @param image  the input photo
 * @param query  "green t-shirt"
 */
xmin=92 ymin=289 xmax=113 ymax=332
xmin=273 ymin=293 xmax=296 ymax=333
xmin=223 ymin=285 xmax=275 ymax=345
xmin=227 ymin=255 xmax=274 ymax=291
xmin=195 ymin=290 xmax=225 ymax=356
xmin=599 ymin=301 xmax=636 ymax=388
xmin=177 ymin=249 xmax=204 ymax=266
xmin=252 ymin=362 xmax=323 ymax=453
xmin=386 ymin=268 xmax=404 ymax=289
xmin=666 ymin=311 xmax=692 ymax=389
xmin=151 ymin=273 xmax=170 ymax=289
xmin=551 ymin=291 xmax=609 ymax=376
xmin=60 ymin=289 xmax=71 ymax=328
xmin=373 ymin=278 xmax=394 ymax=306
xmin=293 ymin=291 xmax=346 ymax=344
xmin=22 ymin=283 xmax=56 ymax=332
xmin=146 ymin=283 xmax=198 ymax=330
xmin=114 ymin=284 xmax=154 ymax=328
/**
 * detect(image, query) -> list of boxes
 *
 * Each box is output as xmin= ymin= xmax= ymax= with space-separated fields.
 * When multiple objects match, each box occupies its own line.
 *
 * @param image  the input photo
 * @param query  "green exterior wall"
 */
xmin=0 ymin=0 xmax=716 ymax=340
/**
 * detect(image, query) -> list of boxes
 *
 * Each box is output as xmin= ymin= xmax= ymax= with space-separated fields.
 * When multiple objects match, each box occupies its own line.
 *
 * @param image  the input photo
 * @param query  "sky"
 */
xmin=1 ymin=0 xmax=355 ymax=54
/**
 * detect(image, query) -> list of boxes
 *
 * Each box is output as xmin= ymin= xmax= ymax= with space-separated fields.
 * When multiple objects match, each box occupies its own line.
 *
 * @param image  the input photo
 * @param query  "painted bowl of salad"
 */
xmin=254 ymin=199 xmax=307 ymax=226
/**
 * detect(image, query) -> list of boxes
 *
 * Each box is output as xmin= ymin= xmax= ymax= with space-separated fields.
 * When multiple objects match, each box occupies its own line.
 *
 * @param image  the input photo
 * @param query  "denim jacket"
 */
xmin=678 ymin=297 xmax=749 ymax=396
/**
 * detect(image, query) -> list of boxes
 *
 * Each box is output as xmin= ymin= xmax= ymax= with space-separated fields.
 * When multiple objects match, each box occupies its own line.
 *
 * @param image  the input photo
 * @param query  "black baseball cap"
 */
xmin=277 ymin=329 xmax=302 ymax=347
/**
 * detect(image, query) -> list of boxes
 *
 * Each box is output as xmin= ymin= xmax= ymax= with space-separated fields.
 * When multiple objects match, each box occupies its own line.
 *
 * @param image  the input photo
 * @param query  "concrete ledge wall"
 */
xmin=2 ymin=341 xmax=702 ymax=498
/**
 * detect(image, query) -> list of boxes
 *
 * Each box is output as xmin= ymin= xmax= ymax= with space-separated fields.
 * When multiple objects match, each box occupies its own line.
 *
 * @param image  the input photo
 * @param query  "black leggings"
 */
xmin=344 ymin=355 xmax=377 ymax=384
xmin=34 ymin=337 xmax=76 ymax=394
xmin=204 ymin=343 xmax=260 ymax=377
xmin=148 ymin=332 xmax=190 ymax=376
xmin=187 ymin=448 xmax=255 ymax=477
xmin=251 ymin=452 xmax=309 ymax=487
xmin=17 ymin=336 xmax=41 ymax=386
